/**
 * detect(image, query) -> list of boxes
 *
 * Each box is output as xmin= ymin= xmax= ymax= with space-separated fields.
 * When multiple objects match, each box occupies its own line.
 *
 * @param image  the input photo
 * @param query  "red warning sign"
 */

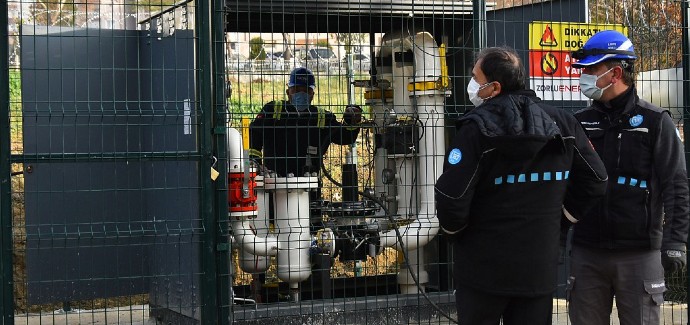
xmin=528 ymin=51 xmax=582 ymax=78
xmin=539 ymin=25 xmax=558 ymax=47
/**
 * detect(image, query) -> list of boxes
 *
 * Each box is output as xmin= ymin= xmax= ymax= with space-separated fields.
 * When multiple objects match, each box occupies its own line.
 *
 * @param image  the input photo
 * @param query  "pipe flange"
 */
xmin=229 ymin=166 xmax=256 ymax=174
xmin=229 ymin=211 xmax=258 ymax=219
xmin=264 ymin=176 xmax=319 ymax=190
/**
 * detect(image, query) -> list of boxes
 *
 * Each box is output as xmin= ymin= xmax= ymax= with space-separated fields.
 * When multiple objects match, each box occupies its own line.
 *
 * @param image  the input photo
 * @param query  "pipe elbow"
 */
xmin=232 ymin=220 xmax=279 ymax=256
xmin=379 ymin=215 xmax=439 ymax=251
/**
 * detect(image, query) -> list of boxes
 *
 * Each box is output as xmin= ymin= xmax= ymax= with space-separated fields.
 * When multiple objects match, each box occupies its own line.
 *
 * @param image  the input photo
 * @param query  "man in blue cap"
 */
xmin=249 ymin=67 xmax=362 ymax=178
xmin=568 ymin=30 xmax=689 ymax=324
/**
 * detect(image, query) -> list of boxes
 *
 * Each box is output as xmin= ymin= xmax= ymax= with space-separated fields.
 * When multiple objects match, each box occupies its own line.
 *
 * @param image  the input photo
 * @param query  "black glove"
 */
xmin=343 ymin=105 xmax=363 ymax=125
xmin=661 ymin=249 xmax=687 ymax=273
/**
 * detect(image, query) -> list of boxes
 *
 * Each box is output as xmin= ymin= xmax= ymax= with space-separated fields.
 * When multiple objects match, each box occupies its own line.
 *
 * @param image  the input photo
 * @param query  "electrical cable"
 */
xmin=320 ymin=161 xmax=458 ymax=324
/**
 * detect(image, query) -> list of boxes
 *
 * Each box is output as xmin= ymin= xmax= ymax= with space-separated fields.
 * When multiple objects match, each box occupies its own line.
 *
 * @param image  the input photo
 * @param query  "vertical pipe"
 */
xmin=0 ymin=0 xmax=13 ymax=322
xmin=472 ymin=0 xmax=487 ymax=50
xmin=196 ymin=0 xmax=220 ymax=323
xmin=682 ymin=2 xmax=690 ymax=324
xmin=344 ymin=53 xmax=359 ymax=202
xmin=212 ymin=1 xmax=231 ymax=324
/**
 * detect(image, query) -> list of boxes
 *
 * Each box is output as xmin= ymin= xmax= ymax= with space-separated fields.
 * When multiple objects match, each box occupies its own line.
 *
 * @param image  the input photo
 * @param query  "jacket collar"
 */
xmin=591 ymin=86 xmax=638 ymax=124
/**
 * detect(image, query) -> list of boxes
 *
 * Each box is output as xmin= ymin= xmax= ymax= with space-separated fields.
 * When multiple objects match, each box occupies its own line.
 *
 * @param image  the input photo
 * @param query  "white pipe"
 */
xmin=378 ymin=32 xmax=444 ymax=251
xmin=239 ymin=176 xmax=272 ymax=273
xmin=227 ymin=126 xmax=278 ymax=271
xmin=398 ymin=248 xmax=429 ymax=294
xmin=227 ymin=127 xmax=244 ymax=170
xmin=266 ymin=176 xmax=317 ymax=285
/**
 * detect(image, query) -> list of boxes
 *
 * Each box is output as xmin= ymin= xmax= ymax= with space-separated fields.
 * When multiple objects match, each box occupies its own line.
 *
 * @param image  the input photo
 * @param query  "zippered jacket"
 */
xmin=435 ymin=89 xmax=608 ymax=296
xmin=574 ymin=87 xmax=689 ymax=251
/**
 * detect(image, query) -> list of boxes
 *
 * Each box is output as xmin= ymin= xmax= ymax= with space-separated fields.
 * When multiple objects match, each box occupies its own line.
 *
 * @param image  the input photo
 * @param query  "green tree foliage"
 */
xmin=249 ymin=37 xmax=267 ymax=60
xmin=589 ymin=0 xmax=681 ymax=71
xmin=334 ymin=33 xmax=367 ymax=54
xmin=29 ymin=0 xmax=77 ymax=26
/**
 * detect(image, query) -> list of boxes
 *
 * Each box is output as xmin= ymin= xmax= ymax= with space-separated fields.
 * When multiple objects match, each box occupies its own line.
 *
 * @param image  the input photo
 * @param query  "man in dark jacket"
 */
xmin=435 ymin=46 xmax=608 ymax=325
xmin=568 ymin=30 xmax=690 ymax=325
xmin=249 ymin=67 xmax=362 ymax=177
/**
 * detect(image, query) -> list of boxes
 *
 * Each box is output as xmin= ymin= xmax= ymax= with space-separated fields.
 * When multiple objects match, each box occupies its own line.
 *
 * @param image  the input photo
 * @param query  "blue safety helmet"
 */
xmin=572 ymin=30 xmax=637 ymax=68
xmin=287 ymin=67 xmax=316 ymax=89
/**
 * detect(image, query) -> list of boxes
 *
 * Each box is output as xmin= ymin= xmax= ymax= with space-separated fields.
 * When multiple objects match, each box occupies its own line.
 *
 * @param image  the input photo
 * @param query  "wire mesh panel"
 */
xmin=2 ymin=0 xmax=690 ymax=324
xmin=3 ymin=0 xmax=227 ymax=323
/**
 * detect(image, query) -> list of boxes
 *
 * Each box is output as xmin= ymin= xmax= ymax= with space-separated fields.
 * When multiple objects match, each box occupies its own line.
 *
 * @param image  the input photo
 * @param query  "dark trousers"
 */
xmin=455 ymin=283 xmax=553 ymax=325
xmin=568 ymin=245 xmax=664 ymax=325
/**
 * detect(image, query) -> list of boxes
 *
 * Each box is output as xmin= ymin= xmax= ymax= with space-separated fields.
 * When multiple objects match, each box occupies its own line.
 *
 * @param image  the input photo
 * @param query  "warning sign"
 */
xmin=529 ymin=51 xmax=581 ymax=78
xmin=528 ymin=21 xmax=629 ymax=101
xmin=529 ymin=22 xmax=627 ymax=51
xmin=539 ymin=25 xmax=558 ymax=47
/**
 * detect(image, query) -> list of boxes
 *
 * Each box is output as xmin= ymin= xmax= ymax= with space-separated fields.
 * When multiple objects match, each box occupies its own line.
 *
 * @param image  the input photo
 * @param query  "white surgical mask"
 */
xmin=291 ymin=91 xmax=311 ymax=111
xmin=467 ymin=78 xmax=494 ymax=107
xmin=579 ymin=67 xmax=614 ymax=101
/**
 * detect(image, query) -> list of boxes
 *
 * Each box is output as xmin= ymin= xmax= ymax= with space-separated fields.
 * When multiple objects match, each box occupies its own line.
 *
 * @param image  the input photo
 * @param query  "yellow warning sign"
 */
xmin=539 ymin=25 xmax=558 ymax=47
xmin=529 ymin=22 xmax=628 ymax=51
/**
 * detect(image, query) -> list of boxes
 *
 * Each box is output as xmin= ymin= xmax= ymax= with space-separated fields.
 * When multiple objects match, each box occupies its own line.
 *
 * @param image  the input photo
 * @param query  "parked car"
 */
xmin=299 ymin=47 xmax=339 ymax=73
xmin=264 ymin=51 xmax=286 ymax=71
xmin=226 ymin=53 xmax=253 ymax=72
xmin=342 ymin=52 xmax=371 ymax=72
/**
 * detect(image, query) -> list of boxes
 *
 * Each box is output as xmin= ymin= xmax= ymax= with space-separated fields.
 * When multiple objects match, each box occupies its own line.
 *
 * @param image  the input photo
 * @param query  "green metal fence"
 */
xmin=2 ymin=0 xmax=690 ymax=324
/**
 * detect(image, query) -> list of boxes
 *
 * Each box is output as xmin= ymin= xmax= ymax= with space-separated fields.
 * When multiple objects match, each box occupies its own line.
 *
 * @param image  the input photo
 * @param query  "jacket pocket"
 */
xmin=609 ymin=184 xmax=650 ymax=241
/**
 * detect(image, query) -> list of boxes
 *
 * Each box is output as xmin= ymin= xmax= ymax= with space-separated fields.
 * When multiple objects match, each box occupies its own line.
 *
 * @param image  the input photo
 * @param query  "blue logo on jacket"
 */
xmin=629 ymin=114 xmax=643 ymax=127
xmin=448 ymin=148 xmax=462 ymax=165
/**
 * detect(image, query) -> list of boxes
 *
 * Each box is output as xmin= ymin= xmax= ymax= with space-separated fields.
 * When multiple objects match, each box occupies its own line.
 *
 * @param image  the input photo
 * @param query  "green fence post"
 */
xmin=212 ymin=0 xmax=231 ymax=323
xmin=472 ymin=0 xmax=487 ymax=50
xmin=683 ymin=2 xmax=690 ymax=324
xmin=0 ymin=0 xmax=13 ymax=322
xmin=196 ymin=0 xmax=220 ymax=323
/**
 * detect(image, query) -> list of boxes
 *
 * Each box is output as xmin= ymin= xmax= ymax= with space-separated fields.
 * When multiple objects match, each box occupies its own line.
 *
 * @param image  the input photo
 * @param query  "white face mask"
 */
xmin=467 ymin=78 xmax=494 ymax=107
xmin=579 ymin=67 xmax=615 ymax=101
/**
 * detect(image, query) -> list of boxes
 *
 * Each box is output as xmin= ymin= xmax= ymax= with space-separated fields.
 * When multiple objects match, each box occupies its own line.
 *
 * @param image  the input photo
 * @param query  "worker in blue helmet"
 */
xmin=567 ymin=30 xmax=689 ymax=325
xmin=249 ymin=67 xmax=362 ymax=178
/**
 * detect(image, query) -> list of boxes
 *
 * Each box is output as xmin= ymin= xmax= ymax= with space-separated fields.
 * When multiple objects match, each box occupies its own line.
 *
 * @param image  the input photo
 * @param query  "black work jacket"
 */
xmin=574 ymin=87 xmax=689 ymax=251
xmin=249 ymin=100 xmax=360 ymax=177
xmin=435 ymin=89 xmax=608 ymax=296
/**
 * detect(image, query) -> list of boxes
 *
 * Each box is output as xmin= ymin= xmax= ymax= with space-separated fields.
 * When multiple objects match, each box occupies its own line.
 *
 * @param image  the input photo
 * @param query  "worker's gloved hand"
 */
xmin=344 ymin=105 xmax=363 ymax=125
xmin=661 ymin=249 xmax=687 ymax=273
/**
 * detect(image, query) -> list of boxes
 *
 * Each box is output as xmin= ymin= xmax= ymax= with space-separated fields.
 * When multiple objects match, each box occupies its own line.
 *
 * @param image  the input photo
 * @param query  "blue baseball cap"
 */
xmin=288 ymin=67 xmax=316 ymax=89
xmin=572 ymin=30 xmax=637 ymax=68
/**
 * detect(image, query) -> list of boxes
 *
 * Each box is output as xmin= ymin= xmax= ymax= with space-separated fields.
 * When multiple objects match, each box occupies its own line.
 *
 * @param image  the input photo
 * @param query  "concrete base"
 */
xmin=232 ymin=292 xmax=456 ymax=325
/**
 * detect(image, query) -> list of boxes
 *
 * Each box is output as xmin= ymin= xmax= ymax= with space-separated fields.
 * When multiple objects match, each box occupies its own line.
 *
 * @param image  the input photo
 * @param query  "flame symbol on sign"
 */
xmin=541 ymin=53 xmax=559 ymax=76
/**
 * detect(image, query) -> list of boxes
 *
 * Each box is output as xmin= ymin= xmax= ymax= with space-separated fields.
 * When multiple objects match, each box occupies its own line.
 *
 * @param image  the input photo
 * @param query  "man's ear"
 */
xmin=611 ymin=66 xmax=623 ymax=84
xmin=489 ymin=82 xmax=502 ymax=97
